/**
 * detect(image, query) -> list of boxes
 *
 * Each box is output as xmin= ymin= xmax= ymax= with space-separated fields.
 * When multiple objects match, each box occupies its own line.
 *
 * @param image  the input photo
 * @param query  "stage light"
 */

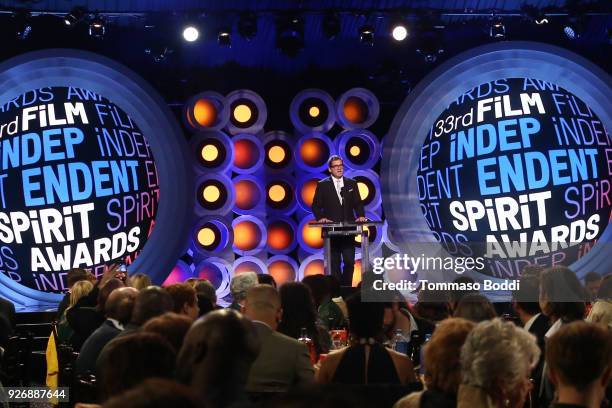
xmin=277 ymin=14 xmax=304 ymax=57
xmin=64 ymin=7 xmax=85 ymax=26
xmin=416 ymin=32 xmax=445 ymax=63
xmin=489 ymin=16 xmax=506 ymax=40
xmin=266 ymin=179 xmax=295 ymax=212
xmin=201 ymin=144 xmax=219 ymax=162
xmin=268 ymin=256 xmax=298 ymax=285
xmin=359 ymin=25 xmax=375 ymax=46
xmin=322 ymin=13 xmax=341 ymax=40
xmin=193 ymin=99 xmax=218 ymax=127
xmin=349 ymin=145 xmax=361 ymax=156
xmin=233 ymin=137 xmax=261 ymax=172
xmin=233 ymin=104 xmax=252 ymax=123
xmin=267 ymin=220 xmax=296 ymax=253
xmin=268 ymin=145 xmax=286 ymax=163
xmin=232 ymin=217 xmax=266 ymax=255
xmin=197 ymin=226 xmax=217 ymax=247
xmin=183 ymin=25 xmax=200 ymax=42
xmin=197 ymin=178 xmax=228 ymax=211
xmin=203 ymin=185 xmax=221 ymax=202
xmin=264 ymin=132 xmax=293 ymax=169
xmin=89 ymin=14 xmax=106 ymax=38
xmin=309 ymin=106 xmax=320 ymax=117
xmin=391 ymin=24 xmax=408 ymax=41
xmin=522 ymin=5 xmax=549 ymax=25
xmin=563 ymin=16 xmax=585 ymax=40
xmin=233 ymin=177 xmax=263 ymax=213
xmin=218 ymin=27 xmax=231 ymax=47
xmin=343 ymin=97 xmax=368 ymax=124
xmin=268 ymin=184 xmax=287 ymax=203
xmin=238 ymin=13 xmax=257 ymax=40
xmin=145 ymin=45 xmax=173 ymax=63
xmin=13 ymin=11 xmax=32 ymax=40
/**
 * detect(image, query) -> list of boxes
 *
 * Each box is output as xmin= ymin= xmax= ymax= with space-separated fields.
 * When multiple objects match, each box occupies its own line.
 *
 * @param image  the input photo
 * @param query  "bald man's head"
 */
xmin=243 ymin=285 xmax=281 ymax=328
xmin=105 ymin=287 xmax=139 ymax=324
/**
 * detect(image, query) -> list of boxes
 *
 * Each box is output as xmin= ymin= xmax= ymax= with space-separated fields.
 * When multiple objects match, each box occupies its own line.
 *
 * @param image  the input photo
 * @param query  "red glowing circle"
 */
xmin=233 ymin=221 xmax=261 ymax=251
xmin=234 ymin=139 xmax=259 ymax=169
xmin=267 ymin=221 xmax=293 ymax=251
xmin=343 ymin=97 xmax=368 ymax=124
xmin=234 ymin=179 xmax=260 ymax=210
xmin=268 ymin=260 xmax=296 ymax=285
xmin=300 ymin=138 xmax=328 ymax=167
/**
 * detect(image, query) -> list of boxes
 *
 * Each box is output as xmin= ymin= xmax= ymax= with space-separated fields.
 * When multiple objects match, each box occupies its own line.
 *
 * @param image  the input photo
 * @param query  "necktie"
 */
xmin=336 ymin=179 xmax=342 ymax=204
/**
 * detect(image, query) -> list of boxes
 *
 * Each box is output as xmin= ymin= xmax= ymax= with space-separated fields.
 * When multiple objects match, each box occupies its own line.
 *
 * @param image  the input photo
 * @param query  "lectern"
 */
xmin=308 ymin=221 xmax=383 ymax=279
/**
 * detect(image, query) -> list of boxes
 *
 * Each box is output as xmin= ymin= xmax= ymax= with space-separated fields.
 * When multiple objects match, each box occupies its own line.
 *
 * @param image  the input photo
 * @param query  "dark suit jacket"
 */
xmin=75 ymin=320 xmax=121 ymax=375
xmin=0 ymin=297 xmax=15 ymax=328
xmin=528 ymin=313 xmax=549 ymax=350
xmin=311 ymin=177 xmax=365 ymax=222
xmin=246 ymin=321 xmax=314 ymax=392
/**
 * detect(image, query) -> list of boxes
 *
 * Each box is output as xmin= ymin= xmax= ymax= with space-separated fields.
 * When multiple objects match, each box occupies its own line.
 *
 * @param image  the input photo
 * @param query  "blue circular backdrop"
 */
xmin=0 ymin=49 xmax=193 ymax=307
xmin=383 ymin=42 xmax=611 ymax=281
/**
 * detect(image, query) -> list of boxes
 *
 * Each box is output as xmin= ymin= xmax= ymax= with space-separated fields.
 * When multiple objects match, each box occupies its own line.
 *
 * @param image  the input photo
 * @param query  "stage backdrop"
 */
xmin=382 ymin=42 xmax=611 ymax=299
xmin=0 ymin=50 xmax=193 ymax=309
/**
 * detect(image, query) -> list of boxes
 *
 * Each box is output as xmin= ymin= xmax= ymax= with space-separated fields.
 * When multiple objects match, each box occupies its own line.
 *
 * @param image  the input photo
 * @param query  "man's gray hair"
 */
xmin=327 ymin=155 xmax=342 ymax=167
xmin=460 ymin=318 xmax=540 ymax=394
xmin=230 ymin=272 xmax=259 ymax=302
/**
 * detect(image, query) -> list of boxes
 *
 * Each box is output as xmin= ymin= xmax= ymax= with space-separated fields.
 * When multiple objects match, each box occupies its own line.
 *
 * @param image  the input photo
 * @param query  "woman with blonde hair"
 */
xmin=56 ymin=280 xmax=94 ymax=344
xmin=127 ymin=273 xmax=152 ymax=291
xmin=586 ymin=300 xmax=612 ymax=328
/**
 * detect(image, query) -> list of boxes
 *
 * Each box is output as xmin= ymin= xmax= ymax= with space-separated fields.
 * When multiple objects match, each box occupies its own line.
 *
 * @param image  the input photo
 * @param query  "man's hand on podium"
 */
xmin=317 ymin=218 xmax=332 ymax=223
xmin=355 ymin=216 xmax=367 ymax=222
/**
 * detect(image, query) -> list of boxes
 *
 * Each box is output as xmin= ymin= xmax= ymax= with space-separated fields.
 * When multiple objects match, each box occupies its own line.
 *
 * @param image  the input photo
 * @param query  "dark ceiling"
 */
xmin=0 ymin=0 xmax=609 ymax=127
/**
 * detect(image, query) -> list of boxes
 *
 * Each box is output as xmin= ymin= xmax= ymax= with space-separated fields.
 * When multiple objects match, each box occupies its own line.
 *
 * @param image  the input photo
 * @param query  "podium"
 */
xmin=308 ymin=221 xmax=383 ymax=279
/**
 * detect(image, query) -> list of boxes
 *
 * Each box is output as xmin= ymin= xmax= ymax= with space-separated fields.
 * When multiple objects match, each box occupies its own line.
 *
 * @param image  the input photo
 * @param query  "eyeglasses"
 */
xmin=330 ymin=164 xmax=344 ymax=168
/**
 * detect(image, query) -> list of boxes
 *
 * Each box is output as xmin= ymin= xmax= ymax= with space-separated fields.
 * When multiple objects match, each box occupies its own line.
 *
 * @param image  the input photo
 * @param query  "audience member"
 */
xmin=257 ymin=273 xmax=277 ymax=288
xmin=228 ymin=272 xmax=258 ymax=311
xmin=117 ymin=285 xmax=175 ymax=336
xmin=302 ymin=274 xmax=345 ymax=330
xmin=458 ymin=318 xmax=540 ymax=408
xmin=383 ymin=291 xmax=435 ymax=354
xmin=143 ymin=312 xmax=192 ymax=352
xmin=546 ymin=321 xmax=612 ymax=408
xmin=243 ymin=284 xmax=314 ymax=392
xmin=56 ymin=268 xmax=94 ymax=318
xmin=75 ymin=287 xmax=138 ymax=375
xmin=57 ymin=280 xmax=94 ymax=344
xmin=164 ymin=283 xmax=199 ymax=320
xmin=67 ymin=277 xmax=125 ymax=350
xmin=127 ymin=273 xmax=152 ymax=291
xmin=102 ymin=378 xmax=198 ymax=408
xmin=453 ymin=293 xmax=497 ymax=323
xmin=97 ymin=332 xmax=175 ymax=402
xmin=394 ymin=318 xmax=476 ymax=408
xmin=448 ymin=276 xmax=478 ymax=313
xmin=177 ymin=309 xmax=260 ymax=408
xmin=278 ymin=282 xmax=330 ymax=357
xmin=584 ymin=272 xmax=603 ymax=301
xmin=194 ymin=279 xmax=217 ymax=316
xmin=413 ymin=289 xmax=451 ymax=323
xmin=586 ymin=300 xmax=612 ymax=328
xmin=597 ymin=274 xmax=612 ymax=299
xmin=317 ymin=291 xmax=416 ymax=385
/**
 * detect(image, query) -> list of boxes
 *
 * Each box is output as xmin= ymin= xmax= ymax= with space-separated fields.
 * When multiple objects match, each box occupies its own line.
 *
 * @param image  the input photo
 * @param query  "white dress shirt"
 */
xmin=333 ymin=176 xmax=344 ymax=204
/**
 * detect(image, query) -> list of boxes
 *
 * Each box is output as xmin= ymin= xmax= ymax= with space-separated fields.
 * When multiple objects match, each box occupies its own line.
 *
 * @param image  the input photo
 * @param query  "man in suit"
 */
xmin=243 ymin=285 xmax=314 ymax=392
xmin=75 ymin=286 xmax=138 ymax=375
xmin=312 ymin=155 xmax=366 ymax=286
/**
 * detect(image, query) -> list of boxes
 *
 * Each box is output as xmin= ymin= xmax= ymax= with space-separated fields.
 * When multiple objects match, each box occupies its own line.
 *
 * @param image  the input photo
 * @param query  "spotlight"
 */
xmin=89 ymin=14 xmax=106 ymax=38
xmin=183 ymin=25 xmax=200 ymax=42
xmin=489 ymin=16 xmax=506 ymax=40
xmin=238 ymin=12 xmax=257 ymax=40
xmin=322 ymin=13 xmax=341 ymax=40
xmin=276 ymin=14 xmax=304 ymax=57
xmin=13 ymin=10 xmax=32 ymax=40
xmin=218 ymin=27 xmax=231 ymax=47
xmin=521 ymin=5 xmax=549 ymax=25
xmin=563 ymin=16 xmax=585 ymax=40
xmin=64 ymin=7 xmax=85 ymax=27
xmin=416 ymin=32 xmax=445 ymax=63
xmin=359 ymin=25 xmax=375 ymax=46
xmin=391 ymin=22 xmax=409 ymax=41
xmin=145 ymin=46 xmax=173 ymax=63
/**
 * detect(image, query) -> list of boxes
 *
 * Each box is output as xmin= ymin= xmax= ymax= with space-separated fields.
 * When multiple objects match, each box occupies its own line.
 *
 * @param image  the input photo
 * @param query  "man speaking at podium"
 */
xmin=312 ymin=155 xmax=366 ymax=286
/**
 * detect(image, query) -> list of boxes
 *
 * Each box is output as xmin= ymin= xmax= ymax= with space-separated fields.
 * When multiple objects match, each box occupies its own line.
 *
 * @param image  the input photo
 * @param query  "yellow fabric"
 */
xmin=45 ymin=330 xmax=59 ymax=405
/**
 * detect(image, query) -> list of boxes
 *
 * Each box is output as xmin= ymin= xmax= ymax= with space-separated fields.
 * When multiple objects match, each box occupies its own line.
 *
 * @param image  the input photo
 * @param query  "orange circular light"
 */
xmin=349 ymin=145 xmax=361 ymax=156
xmin=343 ymin=97 xmax=368 ymax=124
xmin=268 ymin=261 xmax=295 ymax=285
xmin=300 ymin=138 xmax=326 ymax=166
xmin=233 ymin=104 xmax=252 ymax=123
xmin=202 ymin=185 xmax=221 ymax=202
xmin=234 ymin=261 xmax=263 ymax=275
xmin=193 ymin=99 xmax=218 ymax=127
xmin=268 ymin=145 xmax=286 ymax=163
xmin=302 ymin=223 xmax=323 ymax=249
xmin=234 ymin=139 xmax=258 ymax=169
xmin=197 ymin=227 xmax=216 ymax=247
xmin=267 ymin=223 xmax=292 ymax=251
xmin=304 ymin=259 xmax=324 ymax=277
xmin=308 ymin=106 xmax=320 ymax=118
xmin=233 ymin=221 xmax=260 ymax=251
xmin=301 ymin=179 xmax=318 ymax=207
xmin=357 ymin=181 xmax=369 ymax=201
xmin=268 ymin=184 xmax=286 ymax=203
xmin=201 ymin=144 xmax=219 ymax=162
xmin=235 ymin=180 xmax=258 ymax=210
